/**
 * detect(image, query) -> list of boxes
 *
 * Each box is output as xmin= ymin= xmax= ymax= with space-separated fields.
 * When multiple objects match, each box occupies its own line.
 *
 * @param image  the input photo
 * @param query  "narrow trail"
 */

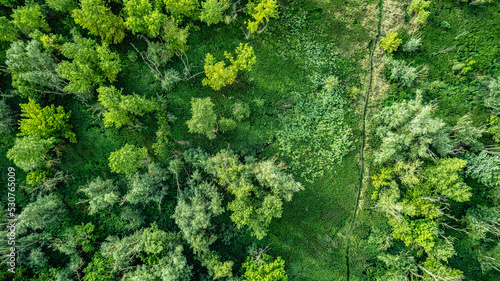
xmin=345 ymin=0 xmax=384 ymax=279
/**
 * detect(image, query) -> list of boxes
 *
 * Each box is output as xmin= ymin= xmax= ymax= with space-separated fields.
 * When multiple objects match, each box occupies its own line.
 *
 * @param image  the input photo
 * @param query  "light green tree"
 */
xmin=57 ymin=36 xmax=121 ymax=94
xmin=241 ymin=254 xmax=288 ymax=281
xmin=18 ymin=194 xmax=66 ymax=231
xmin=246 ymin=0 xmax=279 ymax=34
xmin=46 ymin=0 xmax=78 ymax=12
xmin=7 ymin=136 xmax=56 ymax=172
xmin=125 ymin=163 xmax=168 ymax=205
xmin=163 ymin=0 xmax=200 ymax=20
xmin=11 ymin=5 xmax=50 ymax=35
xmin=108 ymin=144 xmax=148 ymax=175
xmin=6 ymin=40 xmax=66 ymax=99
xmin=0 ymin=17 xmax=19 ymax=41
xmin=408 ymin=0 xmax=431 ymax=26
xmin=186 ymin=97 xmax=218 ymax=139
xmin=79 ymin=177 xmax=119 ymax=215
xmin=203 ymin=43 xmax=256 ymax=90
xmin=72 ymin=0 xmax=125 ymax=44
xmin=200 ymin=0 xmax=230 ymax=26
xmin=97 ymin=86 xmax=158 ymax=128
xmin=18 ymin=99 xmax=76 ymax=143
xmin=123 ymin=0 xmax=164 ymax=38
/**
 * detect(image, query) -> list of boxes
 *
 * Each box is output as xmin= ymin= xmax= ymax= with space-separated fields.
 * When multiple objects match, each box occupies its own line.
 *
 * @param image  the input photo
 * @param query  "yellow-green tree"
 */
xmin=202 ymin=43 xmax=256 ymax=90
xmin=380 ymin=31 xmax=402 ymax=55
xmin=18 ymin=99 xmax=77 ymax=143
xmin=11 ymin=5 xmax=50 ymax=35
xmin=246 ymin=0 xmax=279 ymax=34
xmin=123 ymin=0 xmax=165 ymax=38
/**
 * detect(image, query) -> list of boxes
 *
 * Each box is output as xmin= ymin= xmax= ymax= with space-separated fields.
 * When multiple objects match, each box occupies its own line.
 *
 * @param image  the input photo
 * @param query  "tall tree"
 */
xmin=79 ymin=177 xmax=119 ymax=215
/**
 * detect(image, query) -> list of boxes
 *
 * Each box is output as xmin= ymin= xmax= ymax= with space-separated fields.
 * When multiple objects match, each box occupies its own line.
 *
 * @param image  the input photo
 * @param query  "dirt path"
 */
xmin=345 ymin=0 xmax=384 ymax=279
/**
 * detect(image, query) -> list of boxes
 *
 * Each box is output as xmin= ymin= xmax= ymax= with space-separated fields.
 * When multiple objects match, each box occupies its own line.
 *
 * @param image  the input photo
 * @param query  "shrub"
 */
xmin=380 ymin=32 xmax=402 ymax=55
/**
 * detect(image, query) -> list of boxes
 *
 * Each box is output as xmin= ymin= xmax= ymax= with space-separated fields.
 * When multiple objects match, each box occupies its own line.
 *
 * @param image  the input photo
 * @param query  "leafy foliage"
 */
xmin=241 ymin=254 xmax=288 ymax=281
xmin=57 ymin=36 xmax=121 ymax=94
xmin=6 ymin=40 xmax=66 ymax=99
xmin=46 ymin=0 xmax=77 ymax=12
xmin=246 ymin=0 xmax=279 ymax=34
xmin=163 ymin=0 xmax=200 ymax=20
xmin=11 ymin=5 xmax=50 ymax=35
xmin=80 ymin=177 xmax=119 ymax=215
xmin=202 ymin=43 xmax=256 ymax=90
xmin=18 ymin=99 xmax=76 ymax=143
xmin=123 ymin=0 xmax=165 ymax=38
xmin=97 ymin=86 xmax=158 ymax=128
xmin=276 ymin=85 xmax=353 ymax=181
xmin=7 ymin=136 xmax=56 ymax=172
xmin=380 ymin=32 xmax=402 ymax=55
xmin=186 ymin=97 xmax=218 ymax=139
xmin=200 ymin=0 xmax=230 ymax=26
xmin=108 ymin=144 xmax=148 ymax=175
xmin=72 ymin=0 xmax=125 ymax=44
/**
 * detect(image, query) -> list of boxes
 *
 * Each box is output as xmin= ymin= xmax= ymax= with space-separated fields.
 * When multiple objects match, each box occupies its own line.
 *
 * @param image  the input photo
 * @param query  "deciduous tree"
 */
xmin=7 ymin=136 xmax=56 ymax=172
xmin=11 ymin=5 xmax=50 ymax=35
xmin=72 ymin=0 xmax=125 ymax=44
xmin=108 ymin=144 xmax=148 ymax=175
xmin=18 ymin=99 xmax=76 ymax=143
xmin=186 ymin=97 xmax=218 ymax=139
xmin=57 ymin=36 xmax=121 ymax=94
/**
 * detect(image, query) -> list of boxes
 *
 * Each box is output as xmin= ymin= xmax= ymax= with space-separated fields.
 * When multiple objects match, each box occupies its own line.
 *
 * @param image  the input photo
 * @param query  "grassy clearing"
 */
xmin=262 ymin=153 xmax=360 ymax=280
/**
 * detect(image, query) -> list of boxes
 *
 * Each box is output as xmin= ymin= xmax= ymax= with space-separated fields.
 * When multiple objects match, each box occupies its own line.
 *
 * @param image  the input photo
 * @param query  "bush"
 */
xmin=380 ymin=32 xmax=402 ymax=55
xmin=402 ymin=37 xmax=421 ymax=53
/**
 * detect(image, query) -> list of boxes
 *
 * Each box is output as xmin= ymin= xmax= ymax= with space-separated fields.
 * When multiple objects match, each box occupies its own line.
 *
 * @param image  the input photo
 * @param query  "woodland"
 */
xmin=0 ymin=0 xmax=499 ymax=280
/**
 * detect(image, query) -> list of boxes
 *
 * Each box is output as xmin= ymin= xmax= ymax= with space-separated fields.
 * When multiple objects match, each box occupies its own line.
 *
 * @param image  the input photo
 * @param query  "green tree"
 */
xmin=123 ymin=0 xmax=164 ymax=38
xmin=464 ymin=205 xmax=500 ymax=242
xmin=82 ymin=253 xmax=114 ymax=281
xmin=163 ymin=0 xmax=200 ymax=20
xmin=72 ymin=0 xmax=125 ymax=44
xmin=7 ymin=136 xmax=56 ymax=172
xmin=18 ymin=194 xmax=66 ymax=232
xmin=125 ymin=163 xmax=168 ymax=205
xmin=465 ymin=152 xmax=500 ymax=204
xmin=46 ymin=0 xmax=78 ymax=12
xmin=373 ymin=93 xmax=452 ymax=164
xmin=101 ymin=230 xmax=144 ymax=272
xmin=18 ymin=99 xmax=77 ymax=143
xmin=97 ymin=86 xmax=158 ymax=128
xmin=11 ymin=5 xmax=50 ymax=35
xmin=109 ymin=144 xmax=148 ymax=175
xmin=402 ymin=37 xmax=421 ymax=53
xmin=246 ymin=0 xmax=279 ymax=34
xmin=186 ymin=97 xmax=218 ymax=139
xmin=380 ymin=31 xmax=402 ymax=55
xmin=6 ymin=40 xmax=66 ymax=99
xmin=200 ymin=0 xmax=230 ymax=26
xmin=207 ymin=150 xmax=303 ymax=239
xmin=57 ymin=36 xmax=121 ymax=94
xmin=0 ymin=99 xmax=15 ymax=134
xmin=79 ymin=177 xmax=119 ymax=215
xmin=381 ymin=56 xmax=419 ymax=87
xmin=202 ymin=43 xmax=256 ymax=90
xmin=408 ymin=0 xmax=431 ymax=26
xmin=0 ymin=17 xmax=19 ymax=42
xmin=241 ymin=254 xmax=288 ymax=281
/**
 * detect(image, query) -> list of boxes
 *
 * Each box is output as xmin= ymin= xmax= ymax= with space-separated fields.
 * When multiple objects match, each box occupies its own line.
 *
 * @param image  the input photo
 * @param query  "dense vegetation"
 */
xmin=0 ymin=0 xmax=498 ymax=280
